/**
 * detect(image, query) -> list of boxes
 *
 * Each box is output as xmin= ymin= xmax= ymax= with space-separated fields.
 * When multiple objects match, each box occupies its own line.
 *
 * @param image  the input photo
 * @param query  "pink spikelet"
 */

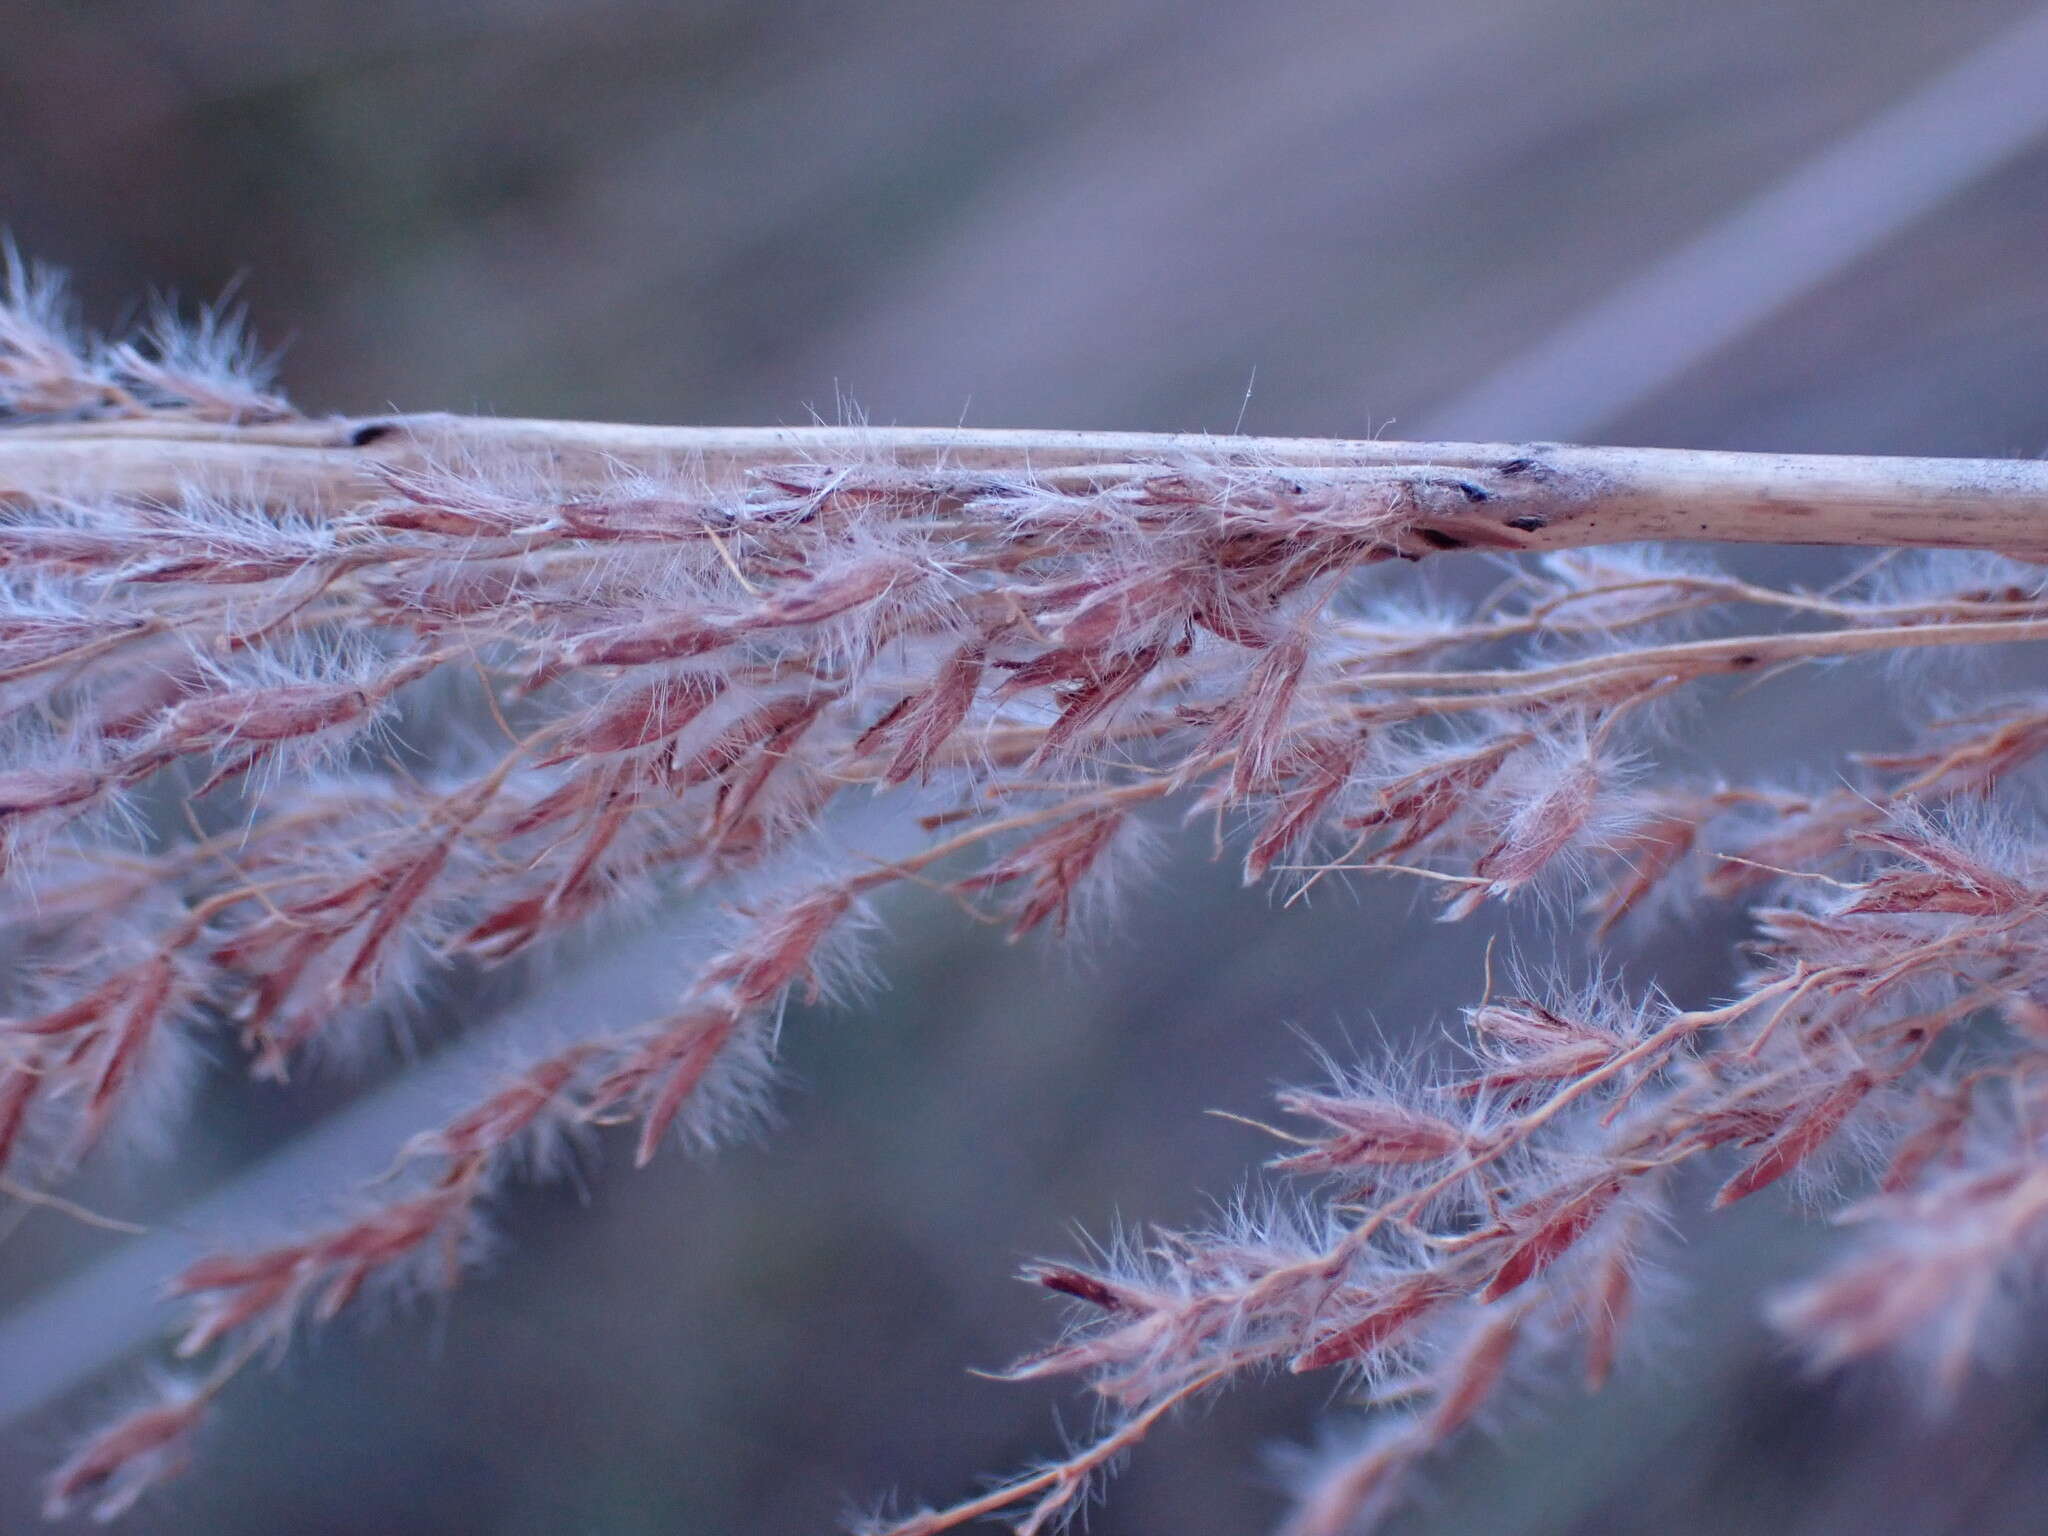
xmin=958 ymin=810 xmax=1126 ymax=936
xmin=704 ymin=887 xmax=856 ymax=1006
xmin=43 ymin=1381 xmax=211 ymax=1523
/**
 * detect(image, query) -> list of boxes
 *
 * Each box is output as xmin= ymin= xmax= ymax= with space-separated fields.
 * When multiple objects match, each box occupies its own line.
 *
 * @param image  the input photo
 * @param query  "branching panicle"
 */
xmin=8 ymin=262 xmax=2048 ymax=1529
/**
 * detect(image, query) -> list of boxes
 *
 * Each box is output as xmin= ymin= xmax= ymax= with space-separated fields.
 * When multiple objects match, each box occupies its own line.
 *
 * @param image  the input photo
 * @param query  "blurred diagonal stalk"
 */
xmin=1421 ymin=5 xmax=2048 ymax=439
xmin=8 ymin=414 xmax=2048 ymax=556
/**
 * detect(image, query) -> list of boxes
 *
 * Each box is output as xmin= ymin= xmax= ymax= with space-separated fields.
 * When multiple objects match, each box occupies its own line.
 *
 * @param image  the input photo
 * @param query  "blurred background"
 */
xmin=6 ymin=2 xmax=2048 ymax=1532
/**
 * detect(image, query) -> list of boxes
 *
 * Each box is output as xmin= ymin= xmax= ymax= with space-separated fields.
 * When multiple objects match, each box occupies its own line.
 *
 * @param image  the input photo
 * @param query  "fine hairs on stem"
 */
xmin=10 ymin=253 xmax=2048 ymax=1529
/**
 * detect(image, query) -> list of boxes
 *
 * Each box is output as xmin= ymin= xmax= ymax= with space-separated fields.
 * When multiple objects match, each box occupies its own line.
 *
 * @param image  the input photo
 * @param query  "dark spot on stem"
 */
xmin=349 ymin=421 xmax=398 ymax=447
xmin=1499 ymin=458 xmax=1537 ymax=476
xmin=1728 ymin=653 xmax=1760 ymax=669
xmin=1506 ymin=514 xmax=1547 ymax=532
xmin=1418 ymin=528 xmax=1469 ymax=551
